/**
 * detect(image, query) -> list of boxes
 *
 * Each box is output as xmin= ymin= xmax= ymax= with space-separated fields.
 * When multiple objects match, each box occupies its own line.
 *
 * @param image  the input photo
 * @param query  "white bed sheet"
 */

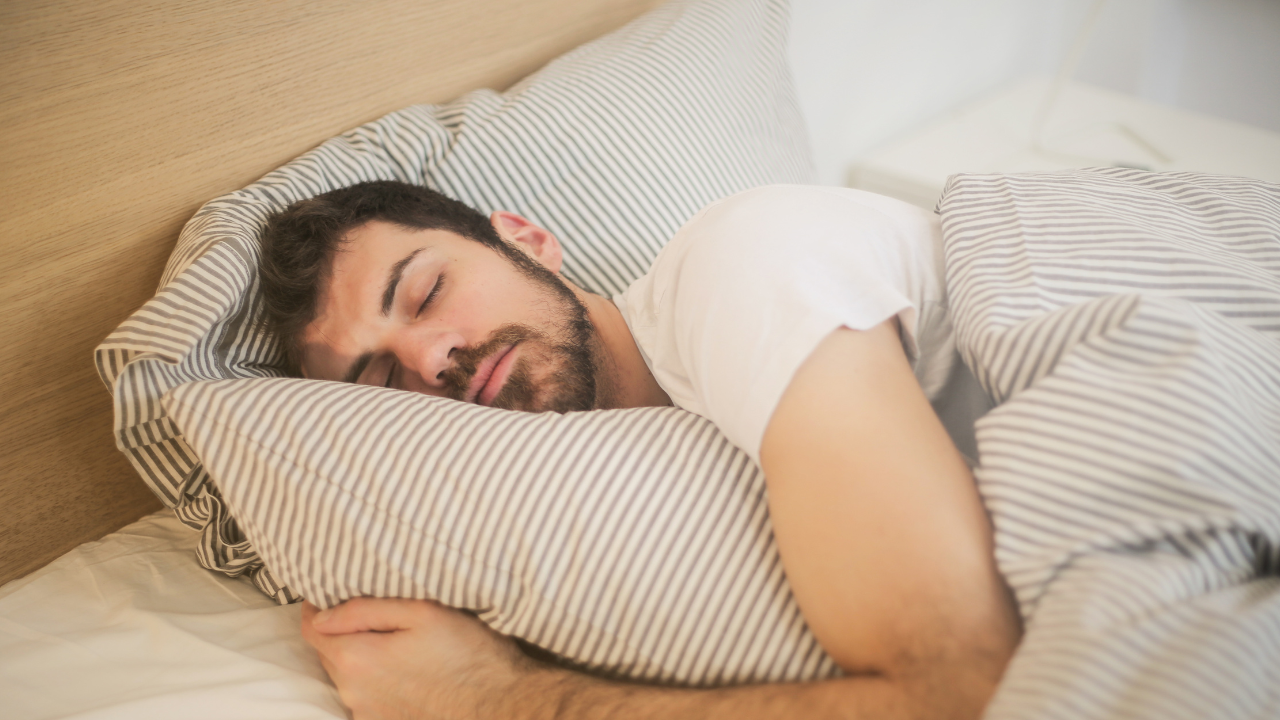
xmin=0 ymin=511 xmax=344 ymax=720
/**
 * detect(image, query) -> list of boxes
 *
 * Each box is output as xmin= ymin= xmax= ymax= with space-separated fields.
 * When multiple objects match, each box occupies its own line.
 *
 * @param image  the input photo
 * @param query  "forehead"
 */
xmin=333 ymin=220 xmax=464 ymax=267
xmin=320 ymin=220 xmax=484 ymax=296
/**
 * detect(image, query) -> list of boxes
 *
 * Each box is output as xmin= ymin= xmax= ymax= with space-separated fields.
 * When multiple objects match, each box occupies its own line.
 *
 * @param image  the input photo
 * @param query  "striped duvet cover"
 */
xmin=937 ymin=168 xmax=1280 ymax=719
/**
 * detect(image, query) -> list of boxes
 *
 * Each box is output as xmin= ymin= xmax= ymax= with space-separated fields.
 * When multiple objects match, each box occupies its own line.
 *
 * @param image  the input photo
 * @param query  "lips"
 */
xmin=466 ymin=343 xmax=517 ymax=406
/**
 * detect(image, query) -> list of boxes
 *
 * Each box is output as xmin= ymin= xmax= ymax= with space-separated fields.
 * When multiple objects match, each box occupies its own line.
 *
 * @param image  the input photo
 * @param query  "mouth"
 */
xmin=467 ymin=343 xmax=518 ymax=406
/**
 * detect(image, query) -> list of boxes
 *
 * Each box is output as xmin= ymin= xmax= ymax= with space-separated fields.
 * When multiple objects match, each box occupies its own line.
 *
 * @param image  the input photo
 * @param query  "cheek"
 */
xmin=434 ymin=285 xmax=497 ymax=333
xmin=452 ymin=279 xmax=541 ymax=328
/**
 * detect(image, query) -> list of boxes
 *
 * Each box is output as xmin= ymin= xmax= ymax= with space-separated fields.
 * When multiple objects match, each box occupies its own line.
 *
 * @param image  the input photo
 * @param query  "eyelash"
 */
xmin=386 ymin=273 xmax=446 ymax=388
xmin=417 ymin=273 xmax=445 ymax=317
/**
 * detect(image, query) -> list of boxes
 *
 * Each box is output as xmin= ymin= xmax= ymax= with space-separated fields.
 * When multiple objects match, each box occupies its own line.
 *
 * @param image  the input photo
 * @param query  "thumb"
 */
xmin=308 ymin=597 xmax=445 ymax=635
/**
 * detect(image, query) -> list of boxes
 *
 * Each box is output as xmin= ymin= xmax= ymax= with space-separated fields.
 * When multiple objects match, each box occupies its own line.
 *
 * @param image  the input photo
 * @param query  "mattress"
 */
xmin=0 ymin=511 xmax=343 ymax=720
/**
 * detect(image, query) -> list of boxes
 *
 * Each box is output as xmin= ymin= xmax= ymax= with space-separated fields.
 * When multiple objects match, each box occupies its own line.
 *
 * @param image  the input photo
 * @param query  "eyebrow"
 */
xmin=381 ymin=248 xmax=425 ymax=316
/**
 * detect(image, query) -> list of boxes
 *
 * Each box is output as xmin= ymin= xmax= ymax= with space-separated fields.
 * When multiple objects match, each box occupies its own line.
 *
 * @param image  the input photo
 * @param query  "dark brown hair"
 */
xmin=257 ymin=180 xmax=532 ymax=374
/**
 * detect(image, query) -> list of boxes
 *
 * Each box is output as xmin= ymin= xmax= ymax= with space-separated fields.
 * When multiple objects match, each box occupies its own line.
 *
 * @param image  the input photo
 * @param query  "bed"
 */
xmin=3 ymin=0 xmax=1279 ymax=718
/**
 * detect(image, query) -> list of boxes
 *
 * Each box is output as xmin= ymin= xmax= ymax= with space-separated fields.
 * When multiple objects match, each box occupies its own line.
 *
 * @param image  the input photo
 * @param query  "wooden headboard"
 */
xmin=0 ymin=0 xmax=662 ymax=585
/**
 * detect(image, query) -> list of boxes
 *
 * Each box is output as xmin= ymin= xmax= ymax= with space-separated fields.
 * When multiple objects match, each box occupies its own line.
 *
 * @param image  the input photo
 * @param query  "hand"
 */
xmin=301 ymin=598 xmax=536 ymax=720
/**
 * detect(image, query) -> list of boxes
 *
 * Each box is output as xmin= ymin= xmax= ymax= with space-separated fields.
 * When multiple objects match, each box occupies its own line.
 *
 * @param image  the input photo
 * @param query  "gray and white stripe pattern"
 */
xmin=165 ymin=379 xmax=842 ymax=685
xmin=940 ymin=169 xmax=1280 ymax=719
xmin=94 ymin=0 xmax=813 ymax=602
xmin=163 ymin=159 xmax=1278 ymax=700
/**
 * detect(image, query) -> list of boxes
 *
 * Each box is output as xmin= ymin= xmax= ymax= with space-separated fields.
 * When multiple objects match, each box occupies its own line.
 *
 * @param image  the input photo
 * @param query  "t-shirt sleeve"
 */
xmin=627 ymin=185 xmax=937 ymax=464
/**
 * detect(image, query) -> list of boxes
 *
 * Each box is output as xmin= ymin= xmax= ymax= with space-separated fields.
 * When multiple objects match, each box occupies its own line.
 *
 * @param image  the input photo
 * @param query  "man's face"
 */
xmin=300 ymin=219 xmax=599 ymax=413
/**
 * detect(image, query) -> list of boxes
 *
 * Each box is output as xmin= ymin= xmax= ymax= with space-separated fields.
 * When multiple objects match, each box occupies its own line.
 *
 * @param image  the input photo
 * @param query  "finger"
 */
xmin=310 ymin=596 xmax=448 ymax=635
xmin=299 ymin=608 xmax=344 ymax=687
xmin=300 ymin=600 xmax=320 ymax=631
xmin=299 ymin=600 xmax=326 ymax=646
xmin=303 ymin=609 xmax=387 ymax=680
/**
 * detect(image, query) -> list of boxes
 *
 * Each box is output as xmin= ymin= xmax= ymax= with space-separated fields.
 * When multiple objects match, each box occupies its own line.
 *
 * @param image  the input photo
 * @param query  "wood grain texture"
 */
xmin=0 ymin=0 xmax=662 ymax=585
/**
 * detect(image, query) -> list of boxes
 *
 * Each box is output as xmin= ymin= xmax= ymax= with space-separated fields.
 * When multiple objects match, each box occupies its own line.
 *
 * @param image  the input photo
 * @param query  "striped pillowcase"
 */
xmin=94 ymin=0 xmax=814 ymax=603
xmin=165 ymin=380 xmax=841 ymax=685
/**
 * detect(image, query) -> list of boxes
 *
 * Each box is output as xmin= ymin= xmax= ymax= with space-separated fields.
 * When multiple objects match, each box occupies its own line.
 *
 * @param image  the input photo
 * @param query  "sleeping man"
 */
xmin=260 ymin=180 xmax=1021 ymax=720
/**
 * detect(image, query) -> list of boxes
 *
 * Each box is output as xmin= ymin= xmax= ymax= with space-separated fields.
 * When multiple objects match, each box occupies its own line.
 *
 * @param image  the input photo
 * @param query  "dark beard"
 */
xmin=435 ymin=272 xmax=600 ymax=412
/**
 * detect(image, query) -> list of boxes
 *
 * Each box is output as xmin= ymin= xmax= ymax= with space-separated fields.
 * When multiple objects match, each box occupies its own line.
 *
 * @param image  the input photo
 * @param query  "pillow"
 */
xmin=166 ymin=379 xmax=839 ymax=685
xmin=98 ymin=0 xmax=829 ymax=684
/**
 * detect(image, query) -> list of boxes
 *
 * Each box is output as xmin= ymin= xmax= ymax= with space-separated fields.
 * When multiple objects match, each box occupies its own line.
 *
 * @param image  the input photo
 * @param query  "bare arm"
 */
xmin=304 ymin=598 xmax=961 ymax=720
xmin=302 ymin=322 xmax=1020 ymax=720
xmin=758 ymin=321 xmax=1020 ymax=716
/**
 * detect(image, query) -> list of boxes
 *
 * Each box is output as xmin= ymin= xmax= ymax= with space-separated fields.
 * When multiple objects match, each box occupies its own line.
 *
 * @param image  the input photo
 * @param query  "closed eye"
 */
xmin=417 ymin=273 xmax=445 ymax=317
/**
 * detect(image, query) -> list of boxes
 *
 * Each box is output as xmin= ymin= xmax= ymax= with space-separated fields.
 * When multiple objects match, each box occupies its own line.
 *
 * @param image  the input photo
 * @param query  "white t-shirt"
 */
xmin=613 ymin=185 xmax=987 ymax=465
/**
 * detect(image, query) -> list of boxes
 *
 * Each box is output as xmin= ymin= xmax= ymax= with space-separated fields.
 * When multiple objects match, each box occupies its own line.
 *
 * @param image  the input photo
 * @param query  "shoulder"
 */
xmin=685 ymin=184 xmax=932 ymax=232
xmin=668 ymin=185 xmax=936 ymax=270
xmin=622 ymin=184 xmax=939 ymax=316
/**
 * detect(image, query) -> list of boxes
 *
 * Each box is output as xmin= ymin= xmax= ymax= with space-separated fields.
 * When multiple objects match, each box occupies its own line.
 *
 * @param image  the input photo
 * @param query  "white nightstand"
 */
xmin=849 ymin=77 xmax=1280 ymax=209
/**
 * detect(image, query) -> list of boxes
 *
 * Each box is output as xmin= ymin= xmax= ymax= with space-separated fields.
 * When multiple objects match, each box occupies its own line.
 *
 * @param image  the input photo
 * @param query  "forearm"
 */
xmin=302 ymin=593 xmax=994 ymax=720
xmin=507 ymin=666 xmax=918 ymax=720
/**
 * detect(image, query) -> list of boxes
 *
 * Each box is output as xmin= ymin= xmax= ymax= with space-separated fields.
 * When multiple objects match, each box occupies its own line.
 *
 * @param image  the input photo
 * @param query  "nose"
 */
xmin=393 ymin=326 xmax=467 ymax=392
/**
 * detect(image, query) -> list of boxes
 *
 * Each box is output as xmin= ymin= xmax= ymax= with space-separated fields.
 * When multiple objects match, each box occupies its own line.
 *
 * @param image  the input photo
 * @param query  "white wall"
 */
xmin=790 ymin=0 xmax=1280 ymax=186
xmin=1051 ymin=0 xmax=1280 ymax=130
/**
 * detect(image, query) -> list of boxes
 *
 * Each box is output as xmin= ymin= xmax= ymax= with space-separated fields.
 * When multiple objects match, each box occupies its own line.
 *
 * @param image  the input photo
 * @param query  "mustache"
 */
xmin=436 ymin=324 xmax=541 ymax=401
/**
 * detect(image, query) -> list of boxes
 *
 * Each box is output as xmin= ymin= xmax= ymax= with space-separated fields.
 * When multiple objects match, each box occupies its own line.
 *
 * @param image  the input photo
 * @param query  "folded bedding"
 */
xmin=938 ymin=168 xmax=1280 ymax=719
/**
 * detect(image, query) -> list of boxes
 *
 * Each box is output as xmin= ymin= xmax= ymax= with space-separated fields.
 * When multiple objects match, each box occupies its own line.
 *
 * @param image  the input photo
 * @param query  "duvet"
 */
xmin=938 ymin=168 xmax=1280 ymax=719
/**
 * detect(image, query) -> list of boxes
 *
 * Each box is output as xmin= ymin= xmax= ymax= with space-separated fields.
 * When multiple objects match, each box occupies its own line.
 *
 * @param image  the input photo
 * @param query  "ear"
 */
xmin=489 ymin=211 xmax=564 ymax=273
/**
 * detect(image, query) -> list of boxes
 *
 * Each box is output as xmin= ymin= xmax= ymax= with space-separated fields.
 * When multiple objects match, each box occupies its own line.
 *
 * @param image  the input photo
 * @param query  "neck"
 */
xmin=571 ymin=284 xmax=671 ymax=410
